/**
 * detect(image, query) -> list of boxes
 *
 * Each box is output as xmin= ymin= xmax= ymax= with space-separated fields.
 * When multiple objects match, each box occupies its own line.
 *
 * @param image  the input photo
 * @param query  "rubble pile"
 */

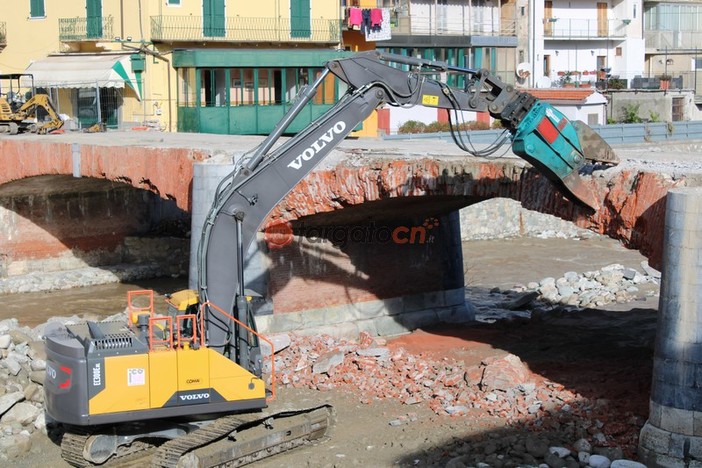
xmin=268 ymin=331 xmax=645 ymax=466
xmin=523 ymin=262 xmax=660 ymax=309
xmin=0 ymin=319 xmax=48 ymax=461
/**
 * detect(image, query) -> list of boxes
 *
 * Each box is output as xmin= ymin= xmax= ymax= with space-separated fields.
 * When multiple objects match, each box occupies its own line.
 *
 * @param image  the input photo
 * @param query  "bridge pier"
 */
xmin=639 ymin=187 xmax=702 ymax=467
xmin=190 ymin=162 xmax=472 ymax=336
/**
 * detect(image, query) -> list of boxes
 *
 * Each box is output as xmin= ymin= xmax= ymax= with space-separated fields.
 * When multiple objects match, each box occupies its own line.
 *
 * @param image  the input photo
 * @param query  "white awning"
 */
xmin=25 ymin=54 xmax=141 ymax=100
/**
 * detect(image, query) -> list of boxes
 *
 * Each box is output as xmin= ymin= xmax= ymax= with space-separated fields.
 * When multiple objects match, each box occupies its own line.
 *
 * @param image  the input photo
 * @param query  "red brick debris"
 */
xmin=267 ymin=331 xmax=645 ymax=457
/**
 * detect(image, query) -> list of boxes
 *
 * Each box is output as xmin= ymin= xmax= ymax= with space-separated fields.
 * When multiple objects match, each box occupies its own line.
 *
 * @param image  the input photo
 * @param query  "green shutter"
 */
xmin=86 ymin=0 xmax=103 ymax=38
xmin=290 ymin=0 xmax=311 ymax=38
xmin=30 ymin=0 xmax=45 ymax=18
xmin=203 ymin=0 xmax=225 ymax=38
xmin=168 ymin=0 xmax=181 ymax=4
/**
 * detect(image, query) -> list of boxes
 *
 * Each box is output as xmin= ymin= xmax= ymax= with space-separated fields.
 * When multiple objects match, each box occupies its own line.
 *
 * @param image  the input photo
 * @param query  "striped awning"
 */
xmin=25 ymin=54 xmax=142 ymax=100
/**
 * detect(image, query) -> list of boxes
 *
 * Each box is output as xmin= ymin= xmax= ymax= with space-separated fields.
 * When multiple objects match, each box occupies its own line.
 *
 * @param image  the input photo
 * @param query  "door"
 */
xmin=290 ymin=0 xmax=311 ymax=38
xmin=86 ymin=0 xmax=102 ymax=39
xmin=544 ymin=54 xmax=551 ymax=78
xmin=203 ymin=0 xmax=225 ymax=38
xmin=544 ymin=1 xmax=553 ymax=37
xmin=597 ymin=2 xmax=608 ymax=37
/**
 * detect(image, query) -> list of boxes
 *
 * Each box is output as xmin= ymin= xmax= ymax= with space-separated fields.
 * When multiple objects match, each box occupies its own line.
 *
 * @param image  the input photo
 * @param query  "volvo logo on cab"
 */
xmin=287 ymin=121 xmax=347 ymax=170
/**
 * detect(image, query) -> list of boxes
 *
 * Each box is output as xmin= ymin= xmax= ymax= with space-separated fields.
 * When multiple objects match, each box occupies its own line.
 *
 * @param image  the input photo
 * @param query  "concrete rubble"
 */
xmin=0 ymin=260 xmax=659 ymax=465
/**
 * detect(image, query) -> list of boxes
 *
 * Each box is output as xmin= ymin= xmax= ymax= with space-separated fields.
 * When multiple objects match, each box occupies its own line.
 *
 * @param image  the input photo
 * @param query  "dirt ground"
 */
xmin=13 ymin=236 xmax=658 ymax=467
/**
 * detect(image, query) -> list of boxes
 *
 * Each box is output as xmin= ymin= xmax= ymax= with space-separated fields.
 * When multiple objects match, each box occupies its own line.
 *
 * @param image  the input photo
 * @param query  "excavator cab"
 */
xmin=0 ymin=73 xmax=63 ymax=134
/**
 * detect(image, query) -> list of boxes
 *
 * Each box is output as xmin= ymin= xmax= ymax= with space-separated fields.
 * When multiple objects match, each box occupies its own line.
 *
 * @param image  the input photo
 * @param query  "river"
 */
xmin=0 ymin=236 xmax=653 ymax=329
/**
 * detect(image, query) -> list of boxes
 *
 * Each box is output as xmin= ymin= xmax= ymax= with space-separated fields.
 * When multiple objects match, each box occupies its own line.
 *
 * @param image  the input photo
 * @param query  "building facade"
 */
xmin=0 ymin=1 xmax=348 ymax=134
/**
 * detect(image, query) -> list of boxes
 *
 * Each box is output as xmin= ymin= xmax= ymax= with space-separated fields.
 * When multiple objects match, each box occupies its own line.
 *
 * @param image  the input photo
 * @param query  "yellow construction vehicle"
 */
xmin=44 ymin=52 xmax=619 ymax=467
xmin=0 ymin=73 xmax=63 ymax=134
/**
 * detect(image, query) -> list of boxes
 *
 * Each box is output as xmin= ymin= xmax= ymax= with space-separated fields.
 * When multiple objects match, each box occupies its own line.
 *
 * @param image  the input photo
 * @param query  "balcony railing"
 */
xmin=394 ymin=14 xmax=516 ymax=37
xmin=543 ymin=18 xmax=629 ymax=39
xmin=59 ymin=16 xmax=114 ymax=41
xmin=150 ymin=16 xmax=342 ymax=44
xmin=645 ymin=29 xmax=702 ymax=51
xmin=0 ymin=22 xmax=6 ymax=48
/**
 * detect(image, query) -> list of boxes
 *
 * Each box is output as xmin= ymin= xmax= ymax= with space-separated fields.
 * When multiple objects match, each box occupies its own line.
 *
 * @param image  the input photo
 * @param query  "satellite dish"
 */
xmin=536 ymin=76 xmax=552 ymax=88
xmin=516 ymin=62 xmax=532 ymax=79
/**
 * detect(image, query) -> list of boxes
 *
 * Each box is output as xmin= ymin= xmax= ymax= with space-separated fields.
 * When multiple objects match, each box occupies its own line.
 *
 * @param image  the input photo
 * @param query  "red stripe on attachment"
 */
xmin=537 ymin=117 xmax=559 ymax=144
xmin=60 ymin=366 xmax=72 ymax=375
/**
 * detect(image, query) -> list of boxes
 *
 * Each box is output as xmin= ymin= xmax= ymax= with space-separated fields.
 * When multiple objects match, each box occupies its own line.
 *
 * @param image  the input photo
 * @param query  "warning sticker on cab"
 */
xmin=421 ymin=95 xmax=440 ymax=106
xmin=127 ymin=368 xmax=146 ymax=386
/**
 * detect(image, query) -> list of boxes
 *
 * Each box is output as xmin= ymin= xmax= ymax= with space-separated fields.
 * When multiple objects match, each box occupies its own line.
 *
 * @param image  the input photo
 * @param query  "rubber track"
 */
xmin=151 ymin=413 xmax=260 ymax=468
xmin=61 ymin=428 xmax=156 ymax=467
xmin=61 ymin=406 xmax=332 ymax=468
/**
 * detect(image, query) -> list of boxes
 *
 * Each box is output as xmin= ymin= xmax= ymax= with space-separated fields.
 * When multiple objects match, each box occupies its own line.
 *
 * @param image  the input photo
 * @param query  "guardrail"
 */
xmin=382 ymin=121 xmax=702 ymax=145
xmin=151 ymin=15 xmax=341 ymax=43
xmin=59 ymin=16 xmax=114 ymax=41
xmin=544 ymin=18 xmax=628 ymax=39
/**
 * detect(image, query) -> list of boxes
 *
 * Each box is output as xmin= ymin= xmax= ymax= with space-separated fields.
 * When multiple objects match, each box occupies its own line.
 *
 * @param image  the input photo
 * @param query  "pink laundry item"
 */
xmin=370 ymin=8 xmax=383 ymax=27
xmin=348 ymin=8 xmax=363 ymax=28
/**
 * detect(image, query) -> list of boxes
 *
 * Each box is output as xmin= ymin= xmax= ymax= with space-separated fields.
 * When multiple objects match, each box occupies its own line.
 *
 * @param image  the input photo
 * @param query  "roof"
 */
xmin=526 ymin=89 xmax=595 ymax=103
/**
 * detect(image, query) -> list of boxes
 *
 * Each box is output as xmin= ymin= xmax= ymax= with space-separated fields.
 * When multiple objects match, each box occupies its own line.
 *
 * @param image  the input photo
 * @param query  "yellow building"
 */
xmin=0 ymin=1 xmax=363 ymax=134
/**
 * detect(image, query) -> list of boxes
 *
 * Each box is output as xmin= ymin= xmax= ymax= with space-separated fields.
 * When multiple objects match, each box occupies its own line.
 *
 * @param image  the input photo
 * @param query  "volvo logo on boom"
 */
xmin=287 ymin=121 xmax=347 ymax=170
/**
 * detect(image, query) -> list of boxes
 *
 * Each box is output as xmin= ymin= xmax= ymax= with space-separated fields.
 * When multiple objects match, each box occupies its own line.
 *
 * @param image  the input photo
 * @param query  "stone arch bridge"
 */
xmin=0 ymin=133 xmax=683 ymax=333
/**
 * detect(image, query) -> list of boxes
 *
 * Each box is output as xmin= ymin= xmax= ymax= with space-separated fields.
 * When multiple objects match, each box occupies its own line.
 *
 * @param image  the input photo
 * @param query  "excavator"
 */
xmin=43 ymin=51 xmax=619 ymax=467
xmin=0 ymin=73 xmax=63 ymax=134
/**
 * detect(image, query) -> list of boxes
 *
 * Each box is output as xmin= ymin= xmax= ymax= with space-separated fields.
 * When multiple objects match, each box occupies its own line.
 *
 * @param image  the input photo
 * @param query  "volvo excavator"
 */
xmin=0 ymin=73 xmax=63 ymax=134
xmin=43 ymin=51 xmax=618 ymax=467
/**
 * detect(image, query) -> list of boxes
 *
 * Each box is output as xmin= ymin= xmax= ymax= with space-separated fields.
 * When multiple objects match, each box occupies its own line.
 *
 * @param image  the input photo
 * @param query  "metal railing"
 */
xmin=150 ymin=16 xmax=342 ymax=43
xmin=383 ymin=122 xmax=702 ymax=145
xmin=543 ymin=18 xmax=629 ymax=39
xmin=645 ymin=29 xmax=702 ymax=51
xmin=0 ymin=22 xmax=6 ymax=47
xmin=394 ymin=14 xmax=516 ymax=37
xmin=59 ymin=16 xmax=114 ymax=41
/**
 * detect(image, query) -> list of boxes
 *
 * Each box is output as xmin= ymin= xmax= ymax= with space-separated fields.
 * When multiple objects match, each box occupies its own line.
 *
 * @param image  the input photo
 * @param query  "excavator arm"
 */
xmin=17 ymin=93 xmax=64 ymax=134
xmin=198 ymin=51 xmax=618 ymax=375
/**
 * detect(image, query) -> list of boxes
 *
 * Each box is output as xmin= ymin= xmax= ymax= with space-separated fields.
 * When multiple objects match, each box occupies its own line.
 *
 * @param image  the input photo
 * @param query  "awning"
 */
xmin=25 ymin=54 xmax=142 ymax=100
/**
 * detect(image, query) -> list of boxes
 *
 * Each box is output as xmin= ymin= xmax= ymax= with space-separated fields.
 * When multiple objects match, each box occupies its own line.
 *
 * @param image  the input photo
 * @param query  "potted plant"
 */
xmin=659 ymin=73 xmax=671 ymax=90
xmin=560 ymin=71 xmax=575 ymax=88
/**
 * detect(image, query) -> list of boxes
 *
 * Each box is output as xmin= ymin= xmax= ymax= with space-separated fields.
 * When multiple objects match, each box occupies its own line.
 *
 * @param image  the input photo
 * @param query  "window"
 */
xmin=615 ymin=47 xmax=622 ymax=56
xmin=178 ymin=69 xmax=196 ymax=107
xmin=167 ymin=0 xmax=181 ymax=5
xmin=30 ymin=0 xmax=45 ymax=18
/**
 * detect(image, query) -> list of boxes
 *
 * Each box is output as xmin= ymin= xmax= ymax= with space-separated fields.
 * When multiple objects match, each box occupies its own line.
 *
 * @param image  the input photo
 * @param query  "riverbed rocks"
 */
xmin=0 ymin=320 xmax=45 ymax=461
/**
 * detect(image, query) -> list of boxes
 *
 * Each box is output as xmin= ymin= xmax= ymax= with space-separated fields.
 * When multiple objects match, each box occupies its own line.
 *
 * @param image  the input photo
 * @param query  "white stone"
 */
xmin=0 ymin=335 xmax=11 ymax=349
xmin=572 ymin=438 xmax=592 ymax=452
xmin=610 ymin=460 xmax=647 ymax=468
xmin=1 ymin=402 xmax=40 ymax=425
xmin=29 ymin=359 xmax=46 ymax=372
xmin=589 ymin=454 xmax=611 ymax=468
xmin=0 ymin=392 xmax=24 ymax=417
xmin=2 ymin=358 xmax=21 ymax=376
xmin=259 ymin=333 xmax=292 ymax=356
xmin=549 ymin=446 xmax=571 ymax=458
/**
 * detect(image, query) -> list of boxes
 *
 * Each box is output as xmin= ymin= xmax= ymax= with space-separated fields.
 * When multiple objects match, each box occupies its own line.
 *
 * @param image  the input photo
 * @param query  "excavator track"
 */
xmin=60 ymin=405 xmax=334 ymax=468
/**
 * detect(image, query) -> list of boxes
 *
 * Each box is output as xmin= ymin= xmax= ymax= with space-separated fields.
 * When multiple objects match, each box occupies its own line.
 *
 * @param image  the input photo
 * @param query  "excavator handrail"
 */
xmin=200 ymin=301 xmax=276 ymax=402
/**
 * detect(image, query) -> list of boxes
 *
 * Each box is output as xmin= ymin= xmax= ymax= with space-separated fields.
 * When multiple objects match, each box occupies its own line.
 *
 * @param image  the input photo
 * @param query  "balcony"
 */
xmin=150 ymin=16 xmax=342 ymax=44
xmin=543 ymin=18 xmax=629 ymax=40
xmin=645 ymin=29 xmax=702 ymax=51
xmin=383 ymin=13 xmax=516 ymax=48
xmin=59 ymin=16 xmax=114 ymax=42
xmin=0 ymin=22 xmax=6 ymax=50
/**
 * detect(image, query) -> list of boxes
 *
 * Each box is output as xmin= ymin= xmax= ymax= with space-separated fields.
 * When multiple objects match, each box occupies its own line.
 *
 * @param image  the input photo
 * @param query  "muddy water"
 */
xmin=0 ymin=236 xmax=653 ymax=329
xmin=0 ymin=277 xmax=188 ymax=328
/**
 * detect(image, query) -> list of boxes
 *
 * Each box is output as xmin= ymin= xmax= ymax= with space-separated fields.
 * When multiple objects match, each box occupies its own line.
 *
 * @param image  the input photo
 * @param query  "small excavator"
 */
xmin=43 ymin=52 xmax=619 ymax=467
xmin=0 ymin=73 xmax=63 ymax=134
